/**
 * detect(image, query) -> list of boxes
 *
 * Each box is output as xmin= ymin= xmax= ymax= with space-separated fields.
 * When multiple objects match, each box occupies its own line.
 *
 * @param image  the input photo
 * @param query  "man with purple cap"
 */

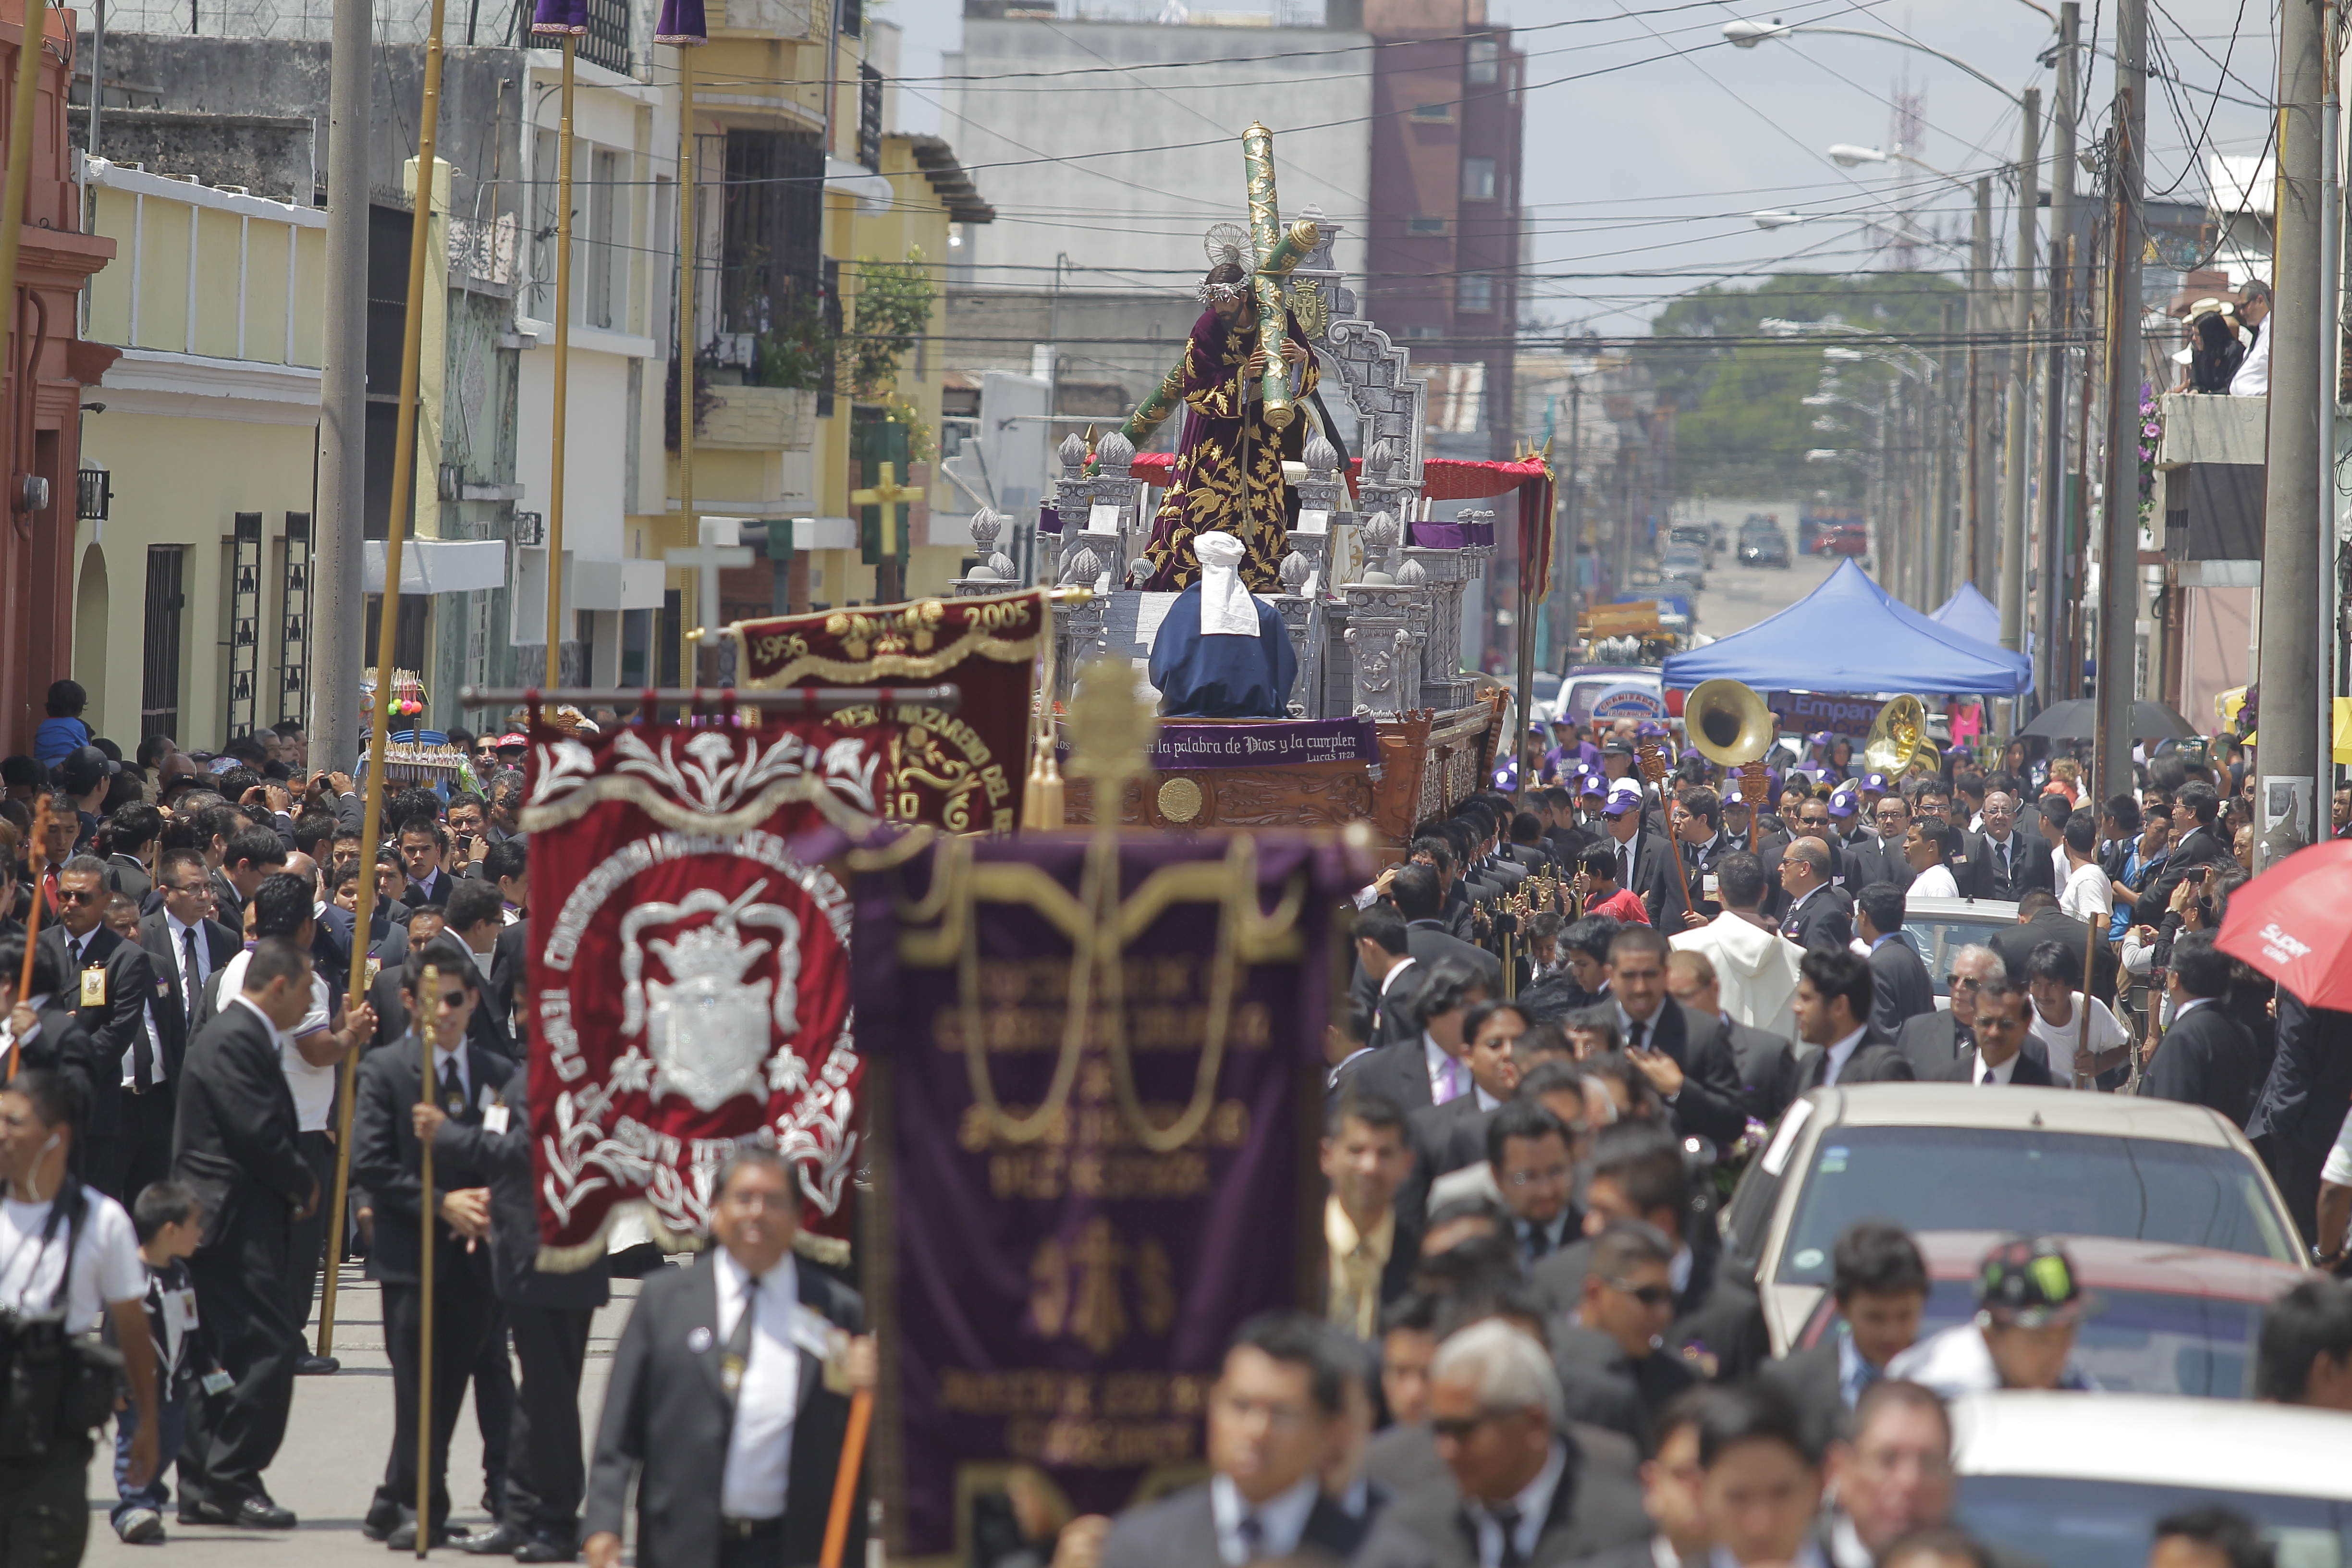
xmin=1600 ymin=781 xmax=1690 ymax=930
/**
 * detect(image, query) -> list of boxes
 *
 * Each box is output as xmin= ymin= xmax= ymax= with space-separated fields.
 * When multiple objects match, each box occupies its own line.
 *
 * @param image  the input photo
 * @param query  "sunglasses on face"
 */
xmin=1602 ymin=1276 xmax=1675 ymax=1309
xmin=56 ymin=888 xmax=101 ymax=905
xmin=1429 ymin=1412 xmax=1502 ymax=1443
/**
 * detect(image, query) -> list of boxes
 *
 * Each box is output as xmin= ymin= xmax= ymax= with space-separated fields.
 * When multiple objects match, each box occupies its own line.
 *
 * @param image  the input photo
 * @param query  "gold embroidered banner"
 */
xmin=730 ymin=591 xmax=1044 ymax=835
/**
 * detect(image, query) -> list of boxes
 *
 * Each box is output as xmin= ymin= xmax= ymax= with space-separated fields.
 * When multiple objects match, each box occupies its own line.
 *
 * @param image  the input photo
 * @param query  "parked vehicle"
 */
xmin=1815 ymin=522 xmax=1872 ymax=557
xmin=1791 ymin=1229 xmax=2304 ymax=1398
xmin=1659 ymin=544 xmax=1708 ymax=592
xmin=1951 ymin=1393 xmax=2352 ymax=1566
xmin=1718 ymin=1085 xmax=2305 ymax=1353
xmin=1739 ymin=529 xmax=1792 ymax=568
xmin=1900 ymin=895 xmax=2021 ymax=1006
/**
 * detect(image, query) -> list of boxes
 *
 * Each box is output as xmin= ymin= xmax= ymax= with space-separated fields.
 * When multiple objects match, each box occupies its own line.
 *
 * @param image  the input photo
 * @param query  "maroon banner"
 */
xmin=522 ymin=715 xmax=885 ymax=1266
xmin=731 ymin=590 xmax=1044 ymax=836
xmin=855 ymin=832 xmax=1363 ymax=1558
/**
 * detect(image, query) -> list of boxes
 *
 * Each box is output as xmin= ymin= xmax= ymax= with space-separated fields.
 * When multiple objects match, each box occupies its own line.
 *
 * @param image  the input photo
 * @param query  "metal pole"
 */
xmin=2256 ymin=0 xmax=2325 ymax=862
xmin=2039 ymin=1 xmax=2082 ymax=705
xmin=2317 ymin=5 xmax=2340 ymax=839
xmin=544 ymin=36 xmax=575 ymax=687
xmin=2000 ymin=88 xmax=2041 ymax=672
xmin=326 ymin=0 xmax=446 ymax=1360
xmin=84 ymin=0 xmax=99 ymax=159
xmin=2095 ymin=0 xmax=2145 ymax=804
xmin=307 ymin=0 xmax=369 ymax=779
xmin=1929 ymin=300 xmax=1954 ymax=610
xmin=677 ymin=49 xmax=702 ymax=680
xmin=1968 ymin=179 xmax=1992 ymax=600
xmin=1563 ymin=378 xmax=1583 ymax=667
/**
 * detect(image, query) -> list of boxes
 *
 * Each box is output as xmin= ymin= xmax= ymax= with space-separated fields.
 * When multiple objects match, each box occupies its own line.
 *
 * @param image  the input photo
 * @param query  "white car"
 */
xmin=1901 ymin=894 xmax=2021 ymax=1008
xmin=1951 ymin=1392 xmax=2352 ymax=1564
xmin=1718 ymin=1085 xmax=2306 ymax=1353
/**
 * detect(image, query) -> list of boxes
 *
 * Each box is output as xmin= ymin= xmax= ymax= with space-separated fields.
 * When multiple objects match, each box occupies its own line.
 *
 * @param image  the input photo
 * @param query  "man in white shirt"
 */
xmin=2230 ymin=279 xmax=2271 ymax=395
xmin=0 ymin=1067 xmax=161 ymax=1556
xmin=2056 ymin=815 xmax=2112 ymax=924
xmin=1900 ymin=819 xmax=1962 ymax=902
xmin=2022 ymin=941 xmax=2129 ymax=1089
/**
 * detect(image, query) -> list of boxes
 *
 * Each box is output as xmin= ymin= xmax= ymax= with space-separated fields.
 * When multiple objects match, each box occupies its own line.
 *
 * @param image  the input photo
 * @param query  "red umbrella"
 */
xmin=2215 ymin=839 xmax=2352 ymax=1008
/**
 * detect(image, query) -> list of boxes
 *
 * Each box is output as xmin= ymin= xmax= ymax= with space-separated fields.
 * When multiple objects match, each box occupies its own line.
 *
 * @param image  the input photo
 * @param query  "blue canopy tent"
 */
xmin=1660 ymin=559 xmax=2033 ymax=695
xmin=1930 ymin=582 xmax=2001 ymax=645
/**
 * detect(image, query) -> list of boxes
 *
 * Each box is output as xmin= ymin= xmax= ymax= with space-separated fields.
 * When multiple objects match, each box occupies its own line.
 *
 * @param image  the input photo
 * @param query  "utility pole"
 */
xmin=2255 ymin=0 xmax=2325 ymax=860
xmin=1999 ymin=89 xmax=2041 ymax=671
xmin=1968 ymin=177 xmax=1993 ymax=600
xmin=2037 ymin=1 xmax=2081 ymax=705
xmin=308 ymin=0 xmax=369 ymax=770
xmin=1563 ymin=377 xmax=1583 ymax=664
xmin=2094 ymin=0 xmax=2145 ymax=802
xmin=1929 ymin=299 xmax=1955 ymax=610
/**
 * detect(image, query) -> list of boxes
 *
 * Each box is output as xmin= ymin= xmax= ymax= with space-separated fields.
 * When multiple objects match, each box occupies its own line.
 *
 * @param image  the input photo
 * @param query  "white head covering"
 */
xmin=1195 ymin=531 xmax=1258 ymax=637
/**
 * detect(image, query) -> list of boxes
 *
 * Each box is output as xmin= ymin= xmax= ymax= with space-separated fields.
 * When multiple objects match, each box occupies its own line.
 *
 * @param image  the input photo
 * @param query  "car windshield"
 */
xmin=1776 ymin=1126 xmax=2300 ymax=1278
xmin=1810 ymin=1279 xmax=2266 ymax=1397
xmin=1958 ymin=1477 xmax=2352 ymax=1568
xmin=1904 ymin=914 xmax=2018 ymax=998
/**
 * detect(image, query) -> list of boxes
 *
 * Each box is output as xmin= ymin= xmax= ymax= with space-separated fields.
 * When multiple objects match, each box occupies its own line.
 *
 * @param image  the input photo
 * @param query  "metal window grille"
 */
xmin=77 ymin=462 xmax=110 ymax=522
xmin=227 ymin=513 xmax=262 ymax=739
xmin=279 ymin=512 xmax=311 ymax=724
xmin=858 ymin=64 xmax=883 ymax=173
xmin=581 ymin=0 xmax=632 ymax=74
xmin=839 ymin=0 xmax=861 ymax=39
xmin=141 ymin=546 xmax=185 ymax=741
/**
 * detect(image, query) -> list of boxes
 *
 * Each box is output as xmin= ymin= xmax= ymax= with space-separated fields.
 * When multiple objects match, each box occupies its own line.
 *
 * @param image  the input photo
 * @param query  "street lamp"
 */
xmin=1719 ymin=18 xmax=2027 ymax=105
xmin=1751 ymin=210 xmax=1808 ymax=229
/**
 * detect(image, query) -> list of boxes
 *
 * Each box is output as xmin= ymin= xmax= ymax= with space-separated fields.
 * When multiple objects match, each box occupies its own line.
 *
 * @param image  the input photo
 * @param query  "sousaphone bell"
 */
xmin=1862 ymin=695 xmax=1940 ymax=777
xmin=1685 ymin=678 xmax=1776 ymax=808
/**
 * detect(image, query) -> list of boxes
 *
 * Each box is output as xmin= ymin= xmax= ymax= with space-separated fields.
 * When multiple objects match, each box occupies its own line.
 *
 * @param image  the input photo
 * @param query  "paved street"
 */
xmin=83 ymin=1267 xmax=646 ymax=1566
xmin=1679 ymin=546 xmax=1836 ymax=643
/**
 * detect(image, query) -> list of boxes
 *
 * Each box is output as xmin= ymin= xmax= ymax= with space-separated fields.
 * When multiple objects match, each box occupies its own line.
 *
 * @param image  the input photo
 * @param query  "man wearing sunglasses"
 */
xmin=1847 ymin=792 xmax=1918 ymax=893
xmin=1926 ymin=976 xmax=2056 ymax=1087
xmin=37 ymin=854 xmax=162 ymax=1198
xmin=1549 ymin=1221 xmax=1698 ymax=1454
xmin=1895 ymin=945 xmax=2016 ymax=1078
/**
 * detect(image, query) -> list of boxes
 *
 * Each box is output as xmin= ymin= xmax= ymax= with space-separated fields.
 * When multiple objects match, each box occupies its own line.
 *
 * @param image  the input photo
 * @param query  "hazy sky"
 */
xmin=877 ymin=0 xmax=2278 ymax=336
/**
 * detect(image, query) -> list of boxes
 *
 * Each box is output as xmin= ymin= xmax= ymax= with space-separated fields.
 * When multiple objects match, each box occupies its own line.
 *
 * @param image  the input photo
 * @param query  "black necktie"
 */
xmin=1491 ymin=1502 xmax=1525 ymax=1568
xmin=1982 ymin=1066 xmax=1997 ymax=1085
xmin=181 ymin=928 xmax=200 ymax=1017
xmin=440 ymin=1055 xmax=466 ymax=1116
xmin=1236 ymin=1515 xmax=1265 ymax=1561
xmin=722 ymin=1275 xmax=760 ymax=1404
xmin=1525 ymin=1220 xmax=1552 ymax=1261
xmin=1627 ymin=1017 xmax=1646 ymax=1051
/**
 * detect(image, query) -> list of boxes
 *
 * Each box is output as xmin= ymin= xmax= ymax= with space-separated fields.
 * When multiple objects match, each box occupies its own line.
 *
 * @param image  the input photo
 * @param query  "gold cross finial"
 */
xmin=850 ymin=462 xmax=923 ymax=556
xmin=1065 ymin=656 xmax=1158 ymax=790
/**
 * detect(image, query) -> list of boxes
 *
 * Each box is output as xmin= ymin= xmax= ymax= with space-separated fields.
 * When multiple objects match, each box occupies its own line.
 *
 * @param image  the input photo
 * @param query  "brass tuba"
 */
xmin=1685 ymin=679 xmax=1776 ymax=811
xmin=1862 ymin=695 xmax=1941 ymax=776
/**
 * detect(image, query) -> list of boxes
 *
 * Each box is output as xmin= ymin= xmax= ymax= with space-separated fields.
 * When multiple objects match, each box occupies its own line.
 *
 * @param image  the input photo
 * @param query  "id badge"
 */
xmin=365 ymin=956 xmax=381 ymax=984
xmin=165 ymin=1287 xmax=200 ymax=1334
xmin=482 ymin=1103 xmax=510 ymax=1135
xmin=80 ymin=967 xmax=108 ymax=1007
xmin=199 ymin=1370 xmax=233 ymax=1396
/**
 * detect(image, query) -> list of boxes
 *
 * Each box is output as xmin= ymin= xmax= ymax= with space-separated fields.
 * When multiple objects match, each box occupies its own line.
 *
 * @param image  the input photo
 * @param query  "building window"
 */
xmin=1461 ymin=157 xmax=1495 ymax=200
xmin=141 ymin=546 xmax=186 ymax=741
xmin=1457 ymin=272 xmax=1494 ymax=313
xmin=1409 ymin=102 xmax=1455 ymax=124
xmin=1406 ymin=325 xmax=1444 ymax=340
xmin=858 ymin=64 xmax=883 ymax=172
xmin=586 ymin=148 xmax=620 ymax=330
xmin=1407 ymin=215 xmax=1447 ymax=235
xmin=1467 ymin=37 xmax=1499 ymax=85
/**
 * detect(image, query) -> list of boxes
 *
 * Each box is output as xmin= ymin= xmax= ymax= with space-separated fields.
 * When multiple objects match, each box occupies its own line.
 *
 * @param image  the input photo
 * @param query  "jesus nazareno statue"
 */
xmin=1137 ymin=259 xmax=1316 ymax=593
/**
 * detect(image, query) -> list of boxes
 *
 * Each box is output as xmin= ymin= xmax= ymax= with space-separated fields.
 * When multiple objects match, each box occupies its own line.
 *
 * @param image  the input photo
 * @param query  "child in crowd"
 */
xmin=111 ymin=1181 xmax=224 ymax=1544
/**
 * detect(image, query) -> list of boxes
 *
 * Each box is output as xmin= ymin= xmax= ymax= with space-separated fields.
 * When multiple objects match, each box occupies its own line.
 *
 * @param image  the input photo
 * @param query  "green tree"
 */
xmin=1644 ymin=272 xmax=1962 ymax=499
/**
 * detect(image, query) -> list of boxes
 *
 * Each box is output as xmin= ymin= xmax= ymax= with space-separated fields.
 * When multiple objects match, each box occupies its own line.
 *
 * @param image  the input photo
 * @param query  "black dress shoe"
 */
xmin=386 ymin=1520 xmax=467 ymax=1551
xmin=361 ymin=1503 xmax=402 ymax=1542
xmin=512 ymin=1533 xmax=578 ymax=1564
xmin=202 ymin=1495 xmax=296 ymax=1529
xmin=457 ymin=1522 xmax=527 ymax=1556
xmin=297 ymin=1354 xmax=341 ymax=1375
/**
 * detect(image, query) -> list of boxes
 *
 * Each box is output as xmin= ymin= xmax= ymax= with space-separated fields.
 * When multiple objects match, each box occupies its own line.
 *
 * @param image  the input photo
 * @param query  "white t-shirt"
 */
xmin=2029 ymin=992 xmax=2129 ymax=1087
xmin=1907 ymin=863 xmax=1960 ymax=901
xmin=214 ymin=951 xmax=339 ymax=1132
xmin=2059 ymin=860 xmax=2114 ymax=922
xmin=0 ymin=1188 xmax=145 ymax=1331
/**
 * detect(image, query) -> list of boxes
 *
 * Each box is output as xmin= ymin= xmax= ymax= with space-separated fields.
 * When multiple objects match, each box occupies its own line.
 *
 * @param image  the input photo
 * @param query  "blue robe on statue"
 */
xmin=1148 ymin=587 xmax=1298 ymax=718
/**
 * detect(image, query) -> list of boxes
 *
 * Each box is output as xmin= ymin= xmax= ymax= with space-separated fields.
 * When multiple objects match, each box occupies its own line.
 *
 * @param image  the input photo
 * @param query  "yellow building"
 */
xmin=74 ymin=157 xmax=327 ymax=747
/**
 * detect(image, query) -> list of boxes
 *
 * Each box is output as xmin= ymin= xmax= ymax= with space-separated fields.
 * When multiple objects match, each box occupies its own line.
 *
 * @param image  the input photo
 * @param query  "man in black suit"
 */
xmin=2248 ymin=991 xmax=2352 ymax=1243
xmin=1898 ymin=944 xmax=2006 ymax=1077
xmin=586 ymin=1149 xmax=873 ymax=1568
xmin=1793 ymin=946 xmax=1915 ymax=1089
xmin=1760 ymin=1221 xmax=1929 ymax=1452
xmin=399 ymin=819 xmax=458 ymax=909
xmin=40 ymin=854 xmax=162 ymax=1197
xmin=1855 ymin=884 xmax=1935 ymax=1038
xmin=1348 ymin=903 xmax=1424 ymax=1046
xmin=436 ymin=1057 xmax=610 ymax=1562
xmin=1335 ymin=961 xmax=1486 ymax=1117
xmin=444 ymin=879 xmax=519 ymax=1058
xmin=170 ymin=937 xmax=319 ymax=1530
xmin=482 ymin=838 xmax=530 ymax=1032
xmin=1776 ymin=837 xmax=1851 ymax=952
xmin=219 ymin=823 xmax=289 ymax=933
xmin=2141 ymin=932 xmax=2266 ymax=1126
xmin=2137 ymin=782 xmax=2237 ymax=922
xmin=1545 ymin=1220 xmax=1700 ymax=1453
xmin=1406 ymin=1000 xmax=1526 ymax=1189
xmin=1664 ymin=948 xmax=1800 ymax=1126
xmin=1962 ymin=790 xmax=2053 ymax=901
xmin=1392 ymin=863 xmax=1504 ymax=995
xmin=1101 ymin=1314 xmax=1369 ymax=1568
xmin=144 ymin=852 xmax=243 ymax=1066
xmin=104 ymin=801 xmax=163 ymax=904
xmin=354 ymin=936 xmax=515 ymax=1548
xmin=1355 ymin=1315 xmax=1649 ymax=1568
xmin=1322 ymin=1094 xmax=1422 ymax=1341
xmin=1846 ymin=792 xmax=1918 ymax=891
xmin=1600 ymin=927 xmax=1747 ymax=1146
xmin=1598 ymin=783 xmax=1692 ymax=932
xmin=1931 ymin=976 xmax=2057 ymax=1086
xmin=1488 ymin=1098 xmax=1580 ymax=1268
xmin=0 ymin=934 xmax=103 ymax=1107
xmin=1989 ymin=890 xmax=2121 ymax=1008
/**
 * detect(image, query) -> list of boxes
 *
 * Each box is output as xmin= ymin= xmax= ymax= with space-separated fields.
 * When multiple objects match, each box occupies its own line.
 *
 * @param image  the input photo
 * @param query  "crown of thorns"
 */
xmin=1196 ymin=280 xmax=1250 ymax=305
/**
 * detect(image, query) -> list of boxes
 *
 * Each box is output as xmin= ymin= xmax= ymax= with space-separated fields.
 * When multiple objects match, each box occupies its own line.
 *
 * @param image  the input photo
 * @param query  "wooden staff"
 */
xmin=2072 ymin=914 xmax=2099 ymax=1090
xmin=416 ymin=963 xmax=440 ymax=1556
xmin=9 ymin=797 xmax=52 ymax=1078
xmin=319 ymin=0 xmax=449 ymax=1360
xmin=818 ymin=1387 xmax=874 ymax=1568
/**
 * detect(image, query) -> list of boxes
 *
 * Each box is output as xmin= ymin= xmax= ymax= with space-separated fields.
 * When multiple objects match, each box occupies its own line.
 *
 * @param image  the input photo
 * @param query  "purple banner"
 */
xmin=1152 ymin=717 xmax=1377 ymax=770
xmin=856 ymin=834 xmax=1356 ymax=1558
xmin=1409 ymin=518 xmax=1495 ymax=550
xmin=1765 ymin=690 xmax=1882 ymax=737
